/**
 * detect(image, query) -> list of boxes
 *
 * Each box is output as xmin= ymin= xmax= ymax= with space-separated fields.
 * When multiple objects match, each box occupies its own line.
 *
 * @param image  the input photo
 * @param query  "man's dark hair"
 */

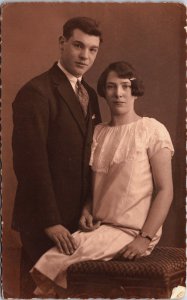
xmin=63 ymin=17 xmax=102 ymax=42
xmin=97 ymin=61 xmax=144 ymax=98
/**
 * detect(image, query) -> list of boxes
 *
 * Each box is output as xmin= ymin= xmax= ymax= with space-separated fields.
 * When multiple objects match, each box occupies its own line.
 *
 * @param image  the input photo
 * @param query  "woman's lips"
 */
xmin=113 ymin=101 xmax=126 ymax=105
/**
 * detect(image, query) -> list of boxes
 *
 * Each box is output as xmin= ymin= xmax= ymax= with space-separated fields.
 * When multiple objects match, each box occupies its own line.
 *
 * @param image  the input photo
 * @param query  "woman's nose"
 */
xmin=115 ymin=86 xmax=123 ymax=97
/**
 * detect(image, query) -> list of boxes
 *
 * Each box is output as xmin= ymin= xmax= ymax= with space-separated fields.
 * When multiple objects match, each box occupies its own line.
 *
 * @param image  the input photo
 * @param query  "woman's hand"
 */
xmin=117 ymin=235 xmax=150 ymax=260
xmin=79 ymin=213 xmax=101 ymax=232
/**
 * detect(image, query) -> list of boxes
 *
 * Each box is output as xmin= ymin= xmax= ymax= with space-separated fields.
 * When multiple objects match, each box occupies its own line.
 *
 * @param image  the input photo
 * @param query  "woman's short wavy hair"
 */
xmin=97 ymin=61 xmax=144 ymax=98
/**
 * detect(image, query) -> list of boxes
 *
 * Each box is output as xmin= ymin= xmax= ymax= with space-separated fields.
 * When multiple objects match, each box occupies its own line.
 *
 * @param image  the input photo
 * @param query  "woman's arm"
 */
xmin=121 ymin=147 xmax=173 ymax=259
xmin=140 ymin=147 xmax=173 ymax=236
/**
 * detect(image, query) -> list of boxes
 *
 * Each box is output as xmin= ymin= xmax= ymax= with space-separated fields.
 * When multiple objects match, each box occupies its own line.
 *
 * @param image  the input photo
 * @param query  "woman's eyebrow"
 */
xmin=106 ymin=80 xmax=130 ymax=84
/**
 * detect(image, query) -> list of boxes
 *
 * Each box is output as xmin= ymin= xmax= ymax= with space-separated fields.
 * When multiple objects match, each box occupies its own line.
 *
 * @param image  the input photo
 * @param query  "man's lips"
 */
xmin=75 ymin=62 xmax=88 ymax=67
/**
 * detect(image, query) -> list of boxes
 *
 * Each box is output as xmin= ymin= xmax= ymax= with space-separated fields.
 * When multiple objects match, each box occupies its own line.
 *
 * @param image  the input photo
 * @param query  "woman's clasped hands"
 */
xmin=79 ymin=211 xmax=101 ymax=232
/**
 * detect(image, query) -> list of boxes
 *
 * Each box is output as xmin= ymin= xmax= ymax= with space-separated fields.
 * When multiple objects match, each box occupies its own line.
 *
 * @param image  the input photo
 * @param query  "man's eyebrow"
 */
xmin=73 ymin=40 xmax=99 ymax=49
xmin=72 ymin=40 xmax=84 ymax=44
xmin=90 ymin=45 xmax=99 ymax=49
xmin=73 ymin=40 xmax=83 ymax=43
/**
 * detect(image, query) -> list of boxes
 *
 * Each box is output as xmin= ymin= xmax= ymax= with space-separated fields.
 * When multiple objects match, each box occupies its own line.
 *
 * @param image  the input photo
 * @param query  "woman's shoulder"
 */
xmin=142 ymin=117 xmax=165 ymax=127
xmin=95 ymin=122 xmax=108 ymax=128
xmin=142 ymin=117 xmax=173 ymax=149
xmin=142 ymin=118 xmax=174 ymax=157
xmin=142 ymin=117 xmax=169 ymax=134
xmin=94 ymin=122 xmax=110 ymax=132
xmin=93 ymin=122 xmax=108 ymax=138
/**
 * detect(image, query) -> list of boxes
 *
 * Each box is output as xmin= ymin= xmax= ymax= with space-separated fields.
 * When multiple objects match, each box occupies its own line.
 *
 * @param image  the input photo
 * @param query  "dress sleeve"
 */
xmin=147 ymin=120 xmax=174 ymax=159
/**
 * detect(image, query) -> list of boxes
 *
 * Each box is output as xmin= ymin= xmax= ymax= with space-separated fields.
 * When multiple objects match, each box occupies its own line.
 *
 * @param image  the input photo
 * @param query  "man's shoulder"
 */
xmin=14 ymin=64 xmax=59 ymax=104
xmin=20 ymin=67 xmax=53 ymax=92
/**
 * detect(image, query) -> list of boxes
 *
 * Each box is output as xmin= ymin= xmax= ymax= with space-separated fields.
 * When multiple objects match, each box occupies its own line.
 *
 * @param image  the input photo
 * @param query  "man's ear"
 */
xmin=59 ymin=36 xmax=66 ymax=50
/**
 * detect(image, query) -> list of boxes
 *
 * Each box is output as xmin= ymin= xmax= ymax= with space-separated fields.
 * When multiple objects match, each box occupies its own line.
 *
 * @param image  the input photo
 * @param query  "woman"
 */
xmin=31 ymin=61 xmax=174 ymax=297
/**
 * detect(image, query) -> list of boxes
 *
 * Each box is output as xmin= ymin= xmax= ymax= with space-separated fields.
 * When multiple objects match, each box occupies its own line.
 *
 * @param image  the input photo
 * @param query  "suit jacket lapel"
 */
xmin=50 ymin=63 xmax=86 ymax=135
xmin=85 ymin=100 xmax=93 ymax=144
xmin=82 ymin=79 xmax=96 ymax=140
xmin=57 ymin=82 xmax=87 ymax=135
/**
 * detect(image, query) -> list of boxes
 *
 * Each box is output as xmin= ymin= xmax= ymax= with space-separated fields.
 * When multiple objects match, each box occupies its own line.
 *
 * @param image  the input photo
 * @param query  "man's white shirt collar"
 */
xmin=57 ymin=60 xmax=82 ymax=91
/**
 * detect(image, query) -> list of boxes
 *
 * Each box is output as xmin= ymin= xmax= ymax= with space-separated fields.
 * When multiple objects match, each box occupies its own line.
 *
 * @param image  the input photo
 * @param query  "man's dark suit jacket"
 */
xmin=12 ymin=63 xmax=101 ymax=235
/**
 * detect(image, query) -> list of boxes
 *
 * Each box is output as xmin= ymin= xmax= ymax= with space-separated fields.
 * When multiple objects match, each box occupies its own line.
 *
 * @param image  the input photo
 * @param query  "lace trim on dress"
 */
xmin=90 ymin=118 xmax=174 ymax=174
xmin=90 ymin=119 xmax=146 ymax=173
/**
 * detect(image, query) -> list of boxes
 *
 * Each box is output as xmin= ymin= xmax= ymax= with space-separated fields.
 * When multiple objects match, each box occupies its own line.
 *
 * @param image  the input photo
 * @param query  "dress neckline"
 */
xmin=107 ymin=117 xmax=144 ymax=128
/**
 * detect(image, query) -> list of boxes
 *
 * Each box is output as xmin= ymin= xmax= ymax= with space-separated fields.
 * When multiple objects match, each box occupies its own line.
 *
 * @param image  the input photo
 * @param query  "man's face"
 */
xmin=60 ymin=29 xmax=100 ymax=77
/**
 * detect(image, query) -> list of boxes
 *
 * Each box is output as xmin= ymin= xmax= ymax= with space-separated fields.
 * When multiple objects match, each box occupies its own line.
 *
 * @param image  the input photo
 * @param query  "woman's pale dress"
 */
xmin=31 ymin=117 xmax=174 ymax=296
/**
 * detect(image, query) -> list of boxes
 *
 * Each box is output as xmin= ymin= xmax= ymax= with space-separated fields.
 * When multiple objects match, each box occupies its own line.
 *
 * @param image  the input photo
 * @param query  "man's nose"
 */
xmin=79 ymin=48 xmax=89 ymax=60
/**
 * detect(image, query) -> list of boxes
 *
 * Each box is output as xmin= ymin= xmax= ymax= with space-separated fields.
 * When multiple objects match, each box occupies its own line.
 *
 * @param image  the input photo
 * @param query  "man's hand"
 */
xmin=115 ymin=235 xmax=150 ymax=260
xmin=44 ymin=224 xmax=77 ymax=255
xmin=79 ymin=213 xmax=101 ymax=232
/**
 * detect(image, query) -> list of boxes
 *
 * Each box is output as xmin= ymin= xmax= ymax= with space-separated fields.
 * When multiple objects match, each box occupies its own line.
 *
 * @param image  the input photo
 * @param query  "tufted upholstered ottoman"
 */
xmin=60 ymin=247 xmax=186 ymax=299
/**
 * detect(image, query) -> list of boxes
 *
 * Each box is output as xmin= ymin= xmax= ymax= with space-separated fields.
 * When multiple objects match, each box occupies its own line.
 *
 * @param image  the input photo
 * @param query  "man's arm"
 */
xmin=12 ymin=85 xmax=77 ymax=254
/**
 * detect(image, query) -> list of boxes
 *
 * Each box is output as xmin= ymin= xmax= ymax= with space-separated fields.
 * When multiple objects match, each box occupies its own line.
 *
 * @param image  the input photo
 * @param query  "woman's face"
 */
xmin=105 ymin=71 xmax=136 ymax=116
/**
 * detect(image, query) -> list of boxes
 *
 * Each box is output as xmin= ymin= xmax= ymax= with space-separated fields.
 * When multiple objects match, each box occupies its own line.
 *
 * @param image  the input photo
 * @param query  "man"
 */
xmin=12 ymin=16 xmax=102 ymax=297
